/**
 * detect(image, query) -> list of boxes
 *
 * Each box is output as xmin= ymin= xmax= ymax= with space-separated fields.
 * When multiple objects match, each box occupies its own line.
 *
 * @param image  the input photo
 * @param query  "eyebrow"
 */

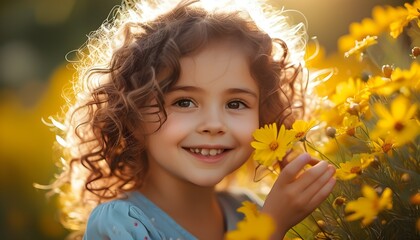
xmin=168 ymin=85 xmax=258 ymax=99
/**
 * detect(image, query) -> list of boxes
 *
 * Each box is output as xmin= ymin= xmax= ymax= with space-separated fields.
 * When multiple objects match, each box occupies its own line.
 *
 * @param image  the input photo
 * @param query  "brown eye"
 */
xmin=227 ymin=100 xmax=246 ymax=109
xmin=174 ymin=99 xmax=196 ymax=108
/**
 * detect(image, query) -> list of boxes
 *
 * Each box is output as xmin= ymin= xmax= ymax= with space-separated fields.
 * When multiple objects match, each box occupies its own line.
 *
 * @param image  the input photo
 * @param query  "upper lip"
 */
xmin=182 ymin=145 xmax=232 ymax=150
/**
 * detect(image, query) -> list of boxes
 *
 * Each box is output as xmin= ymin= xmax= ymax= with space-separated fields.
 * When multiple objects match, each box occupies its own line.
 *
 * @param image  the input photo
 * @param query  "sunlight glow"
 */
xmin=89 ymin=0 xmax=308 ymax=71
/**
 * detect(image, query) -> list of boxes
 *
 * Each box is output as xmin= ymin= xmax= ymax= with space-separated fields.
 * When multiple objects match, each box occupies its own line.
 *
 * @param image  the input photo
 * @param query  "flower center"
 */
xmin=394 ymin=121 xmax=404 ymax=131
xmin=269 ymin=141 xmax=278 ymax=151
xmin=346 ymin=128 xmax=356 ymax=136
xmin=382 ymin=143 xmax=393 ymax=153
xmin=295 ymin=132 xmax=305 ymax=139
xmin=350 ymin=166 xmax=362 ymax=174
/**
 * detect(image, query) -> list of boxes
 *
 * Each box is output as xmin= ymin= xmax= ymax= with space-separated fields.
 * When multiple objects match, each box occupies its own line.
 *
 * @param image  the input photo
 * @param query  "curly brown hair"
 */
xmin=50 ymin=0 xmax=308 ymax=236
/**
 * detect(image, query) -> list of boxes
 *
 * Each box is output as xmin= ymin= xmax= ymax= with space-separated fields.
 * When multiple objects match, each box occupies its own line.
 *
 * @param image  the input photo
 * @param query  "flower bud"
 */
xmin=317 ymin=220 xmax=326 ymax=228
xmin=361 ymin=71 xmax=371 ymax=82
xmin=326 ymin=127 xmax=336 ymax=138
xmin=412 ymin=46 xmax=420 ymax=59
xmin=347 ymin=103 xmax=360 ymax=115
xmin=333 ymin=196 xmax=346 ymax=208
xmin=382 ymin=64 xmax=393 ymax=78
xmin=410 ymin=193 xmax=420 ymax=205
xmin=401 ymin=173 xmax=410 ymax=182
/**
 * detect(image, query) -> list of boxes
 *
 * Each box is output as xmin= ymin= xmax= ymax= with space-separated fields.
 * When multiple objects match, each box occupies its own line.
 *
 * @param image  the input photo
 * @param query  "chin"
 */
xmin=190 ymin=175 xmax=225 ymax=188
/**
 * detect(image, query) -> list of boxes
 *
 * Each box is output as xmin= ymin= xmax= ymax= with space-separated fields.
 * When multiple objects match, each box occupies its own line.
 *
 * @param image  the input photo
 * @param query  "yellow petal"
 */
xmin=391 ymin=96 xmax=409 ymax=120
xmin=362 ymin=185 xmax=378 ymax=201
xmin=406 ymin=104 xmax=418 ymax=120
xmin=345 ymin=198 xmax=376 ymax=225
xmin=251 ymin=141 xmax=271 ymax=150
xmin=379 ymin=187 xmax=393 ymax=210
xmin=374 ymin=103 xmax=393 ymax=121
xmin=253 ymin=129 xmax=275 ymax=144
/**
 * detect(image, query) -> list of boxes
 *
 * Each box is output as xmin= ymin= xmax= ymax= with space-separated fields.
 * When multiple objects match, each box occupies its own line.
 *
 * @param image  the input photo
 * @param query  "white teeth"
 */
xmin=201 ymin=149 xmax=209 ymax=155
xmin=209 ymin=149 xmax=218 ymax=156
xmin=188 ymin=148 xmax=224 ymax=156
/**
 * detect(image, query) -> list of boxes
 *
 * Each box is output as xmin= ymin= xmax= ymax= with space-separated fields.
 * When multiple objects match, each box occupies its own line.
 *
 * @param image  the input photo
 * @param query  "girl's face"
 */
xmin=144 ymin=41 xmax=259 ymax=187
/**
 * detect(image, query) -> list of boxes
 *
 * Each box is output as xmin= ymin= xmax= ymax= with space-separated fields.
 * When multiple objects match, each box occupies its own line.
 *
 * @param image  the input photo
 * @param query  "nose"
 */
xmin=196 ymin=106 xmax=227 ymax=135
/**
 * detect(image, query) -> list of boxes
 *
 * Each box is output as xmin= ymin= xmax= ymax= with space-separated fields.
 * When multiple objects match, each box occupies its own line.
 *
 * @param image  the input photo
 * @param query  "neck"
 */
xmin=139 ymin=171 xmax=225 ymax=239
xmin=140 ymin=172 xmax=219 ymax=214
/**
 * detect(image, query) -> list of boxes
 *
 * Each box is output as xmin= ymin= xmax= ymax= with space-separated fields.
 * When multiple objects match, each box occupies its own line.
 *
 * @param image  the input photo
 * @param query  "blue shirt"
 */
xmin=84 ymin=190 xmax=260 ymax=240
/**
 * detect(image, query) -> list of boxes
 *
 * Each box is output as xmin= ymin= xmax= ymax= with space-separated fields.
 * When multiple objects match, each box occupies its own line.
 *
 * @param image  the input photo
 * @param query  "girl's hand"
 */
xmin=261 ymin=153 xmax=336 ymax=239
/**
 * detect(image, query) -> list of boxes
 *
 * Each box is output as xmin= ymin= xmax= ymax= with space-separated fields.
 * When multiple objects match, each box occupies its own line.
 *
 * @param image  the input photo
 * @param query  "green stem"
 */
xmin=304 ymin=141 xmax=331 ymax=161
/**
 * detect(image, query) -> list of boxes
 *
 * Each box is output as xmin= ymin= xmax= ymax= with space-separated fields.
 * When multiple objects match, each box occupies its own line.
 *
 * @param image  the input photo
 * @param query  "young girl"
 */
xmin=50 ymin=0 xmax=336 ymax=239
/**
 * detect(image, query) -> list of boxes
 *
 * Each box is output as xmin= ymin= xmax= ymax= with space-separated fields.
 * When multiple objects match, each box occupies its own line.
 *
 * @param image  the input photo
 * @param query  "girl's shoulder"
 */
xmin=83 ymin=194 xmax=164 ymax=240
xmin=84 ymin=191 xmax=199 ymax=240
xmin=83 ymin=189 xmax=262 ymax=239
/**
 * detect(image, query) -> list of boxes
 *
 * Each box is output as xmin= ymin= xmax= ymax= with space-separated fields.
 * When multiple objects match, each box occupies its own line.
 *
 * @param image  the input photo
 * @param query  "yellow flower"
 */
xmin=336 ymin=114 xmax=362 ymax=137
xmin=338 ymin=99 xmax=371 ymax=119
xmin=237 ymin=201 xmax=259 ymax=218
xmin=371 ymin=96 xmax=420 ymax=146
xmin=331 ymin=78 xmax=370 ymax=107
xmin=390 ymin=62 xmax=420 ymax=92
xmin=345 ymin=185 xmax=393 ymax=226
xmin=338 ymin=5 xmax=406 ymax=52
xmin=335 ymin=154 xmax=374 ymax=181
xmin=291 ymin=119 xmax=317 ymax=141
xmin=367 ymin=76 xmax=396 ymax=96
xmin=319 ymin=106 xmax=344 ymax=129
xmin=370 ymin=137 xmax=394 ymax=154
xmin=225 ymin=201 xmax=276 ymax=240
xmin=390 ymin=1 xmax=420 ymax=38
xmin=359 ymin=153 xmax=376 ymax=166
xmin=368 ymin=63 xmax=420 ymax=96
xmin=251 ymin=123 xmax=296 ymax=167
xmin=344 ymin=35 xmax=378 ymax=58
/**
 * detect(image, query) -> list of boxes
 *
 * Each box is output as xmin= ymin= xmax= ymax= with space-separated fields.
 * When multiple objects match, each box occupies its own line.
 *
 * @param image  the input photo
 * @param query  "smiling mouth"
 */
xmin=186 ymin=148 xmax=226 ymax=156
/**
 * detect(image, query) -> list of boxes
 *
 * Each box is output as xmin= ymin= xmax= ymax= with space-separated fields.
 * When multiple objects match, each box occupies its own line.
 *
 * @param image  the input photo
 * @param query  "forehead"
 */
xmin=177 ymin=41 xmax=256 ymax=88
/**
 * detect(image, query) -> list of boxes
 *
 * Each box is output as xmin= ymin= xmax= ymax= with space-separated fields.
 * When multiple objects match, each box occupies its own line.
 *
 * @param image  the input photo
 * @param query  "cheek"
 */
xmin=230 ymin=113 xmax=259 ymax=144
xmin=149 ymin=113 xmax=190 ymax=141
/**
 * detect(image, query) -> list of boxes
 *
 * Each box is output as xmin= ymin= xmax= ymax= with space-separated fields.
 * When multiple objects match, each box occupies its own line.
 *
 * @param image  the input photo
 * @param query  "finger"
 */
xmin=279 ymin=153 xmax=313 ymax=182
xmin=307 ymin=157 xmax=320 ymax=166
xmin=307 ymin=177 xmax=336 ymax=208
xmin=293 ymin=160 xmax=330 ymax=191
xmin=281 ymin=153 xmax=319 ymax=169
xmin=303 ymin=165 xmax=336 ymax=201
xmin=279 ymin=150 xmax=294 ymax=169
